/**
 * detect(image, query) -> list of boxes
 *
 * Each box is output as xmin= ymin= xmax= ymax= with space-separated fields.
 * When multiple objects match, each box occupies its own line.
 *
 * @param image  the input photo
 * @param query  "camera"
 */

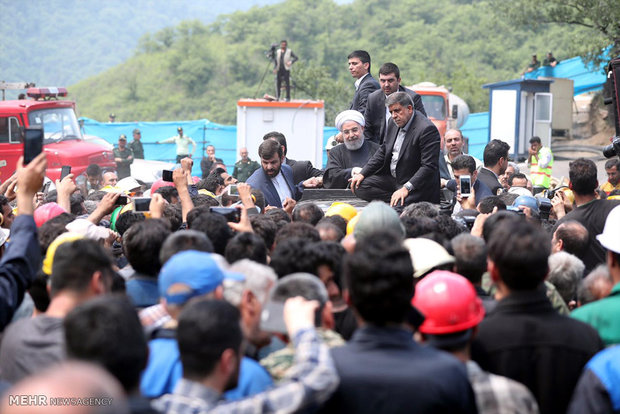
xmin=603 ymin=136 xmax=620 ymax=158
xmin=603 ymin=57 xmax=620 ymax=158
xmin=265 ymin=43 xmax=278 ymax=61
xmin=543 ymin=185 xmax=568 ymax=200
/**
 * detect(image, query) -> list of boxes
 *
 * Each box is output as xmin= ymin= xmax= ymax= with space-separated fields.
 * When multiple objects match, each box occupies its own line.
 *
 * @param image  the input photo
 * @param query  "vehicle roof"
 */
xmin=0 ymin=99 xmax=75 ymax=113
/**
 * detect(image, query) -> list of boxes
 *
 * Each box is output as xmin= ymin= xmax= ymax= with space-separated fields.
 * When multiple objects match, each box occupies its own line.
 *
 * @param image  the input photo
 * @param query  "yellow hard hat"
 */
xmin=346 ymin=213 xmax=360 ymax=236
xmin=326 ymin=202 xmax=358 ymax=223
xmin=42 ymin=232 xmax=84 ymax=275
xmin=560 ymin=188 xmax=575 ymax=204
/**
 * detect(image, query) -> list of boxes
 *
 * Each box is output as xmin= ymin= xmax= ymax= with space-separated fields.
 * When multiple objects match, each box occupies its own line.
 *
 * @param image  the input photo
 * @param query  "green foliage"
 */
xmin=71 ymin=0 xmax=591 ymax=124
xmin=0 ymin=0 xmax=281 ymax=88
xmin=492 ymin=0 xmax=620 ymax=66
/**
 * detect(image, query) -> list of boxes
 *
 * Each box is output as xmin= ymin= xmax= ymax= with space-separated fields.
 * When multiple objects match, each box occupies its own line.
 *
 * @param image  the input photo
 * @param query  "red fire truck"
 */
xmin=0 ymin=86 xmax=115 ymax=180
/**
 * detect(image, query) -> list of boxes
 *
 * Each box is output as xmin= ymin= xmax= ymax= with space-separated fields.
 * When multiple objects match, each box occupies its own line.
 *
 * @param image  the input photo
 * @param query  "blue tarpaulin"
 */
xmin=462 ymin=51 xmax=610 ymax=152
xmin=82 ymin=118 xmax=339 ymax=176
xmin=524 ymin=54 xmax=607 ymax=95
xmin=460 ymin=112 xmax=489 ymax=161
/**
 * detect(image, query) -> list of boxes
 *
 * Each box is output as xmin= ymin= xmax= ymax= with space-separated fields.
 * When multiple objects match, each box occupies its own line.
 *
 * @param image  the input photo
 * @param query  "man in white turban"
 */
xmin=323 ymin=110 xmax=380 ymax=189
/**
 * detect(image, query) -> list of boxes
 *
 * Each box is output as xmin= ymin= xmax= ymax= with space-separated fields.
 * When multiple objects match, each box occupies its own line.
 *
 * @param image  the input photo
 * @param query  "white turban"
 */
xmin=335 ymin=110 xmax=365 ymax=131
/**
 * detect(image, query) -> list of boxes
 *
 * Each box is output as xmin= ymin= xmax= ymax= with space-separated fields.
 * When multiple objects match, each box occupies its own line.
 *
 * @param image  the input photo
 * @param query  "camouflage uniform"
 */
xmin=481 ymin=272 xmax=570 ymax=315
xmin=260 ymin=328 xmax=345 ymax=382
xmin=233 ymin=159 xmax=260 ymax=183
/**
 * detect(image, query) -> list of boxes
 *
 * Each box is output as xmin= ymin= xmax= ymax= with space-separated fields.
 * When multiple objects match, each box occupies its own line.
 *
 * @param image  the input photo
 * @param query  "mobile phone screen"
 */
xmin=23 ymin=128 xmax=44 ymax=164
xmin=162 ymin=170 xmax=173 ymax=182
xmin=60 ymin=166 xmax=72 ymax=180
xmin=460 ymin=176 xmax=471 ymax=196
xmin=134 ymin=198 xmax=151 ymax=211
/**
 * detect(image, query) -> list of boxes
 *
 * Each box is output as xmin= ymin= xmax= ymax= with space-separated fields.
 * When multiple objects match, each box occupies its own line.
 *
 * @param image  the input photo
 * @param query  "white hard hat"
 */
xmin=596 ymin=205 xmax=620 ymax=254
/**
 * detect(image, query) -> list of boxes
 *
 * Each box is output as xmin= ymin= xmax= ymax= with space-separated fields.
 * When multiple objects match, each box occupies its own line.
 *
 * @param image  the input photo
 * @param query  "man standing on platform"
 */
xmin=273 ymin=40 xmax=298 ymax=102
xmin=348 ymin=50 xmax=379 ymax=115
xmin=351 ymin=91 xmax=440 ymax=207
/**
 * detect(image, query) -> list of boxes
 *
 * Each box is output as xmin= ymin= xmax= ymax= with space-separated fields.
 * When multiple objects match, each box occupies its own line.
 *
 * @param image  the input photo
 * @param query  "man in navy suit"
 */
xmin=351 ymin=91 xmax=440 ymax=207
xmin=246 ymin=139 xmax=319 ymax=211
xmin=262 ymin=131 xmax=322 ymax=185
xmin=348 ymin=50 xmax=380 ymax=115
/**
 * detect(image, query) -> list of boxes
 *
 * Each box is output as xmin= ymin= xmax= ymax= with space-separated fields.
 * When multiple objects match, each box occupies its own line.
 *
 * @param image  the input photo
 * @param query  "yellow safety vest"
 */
xmin=530 ymin=146 xmax=553 ymax=188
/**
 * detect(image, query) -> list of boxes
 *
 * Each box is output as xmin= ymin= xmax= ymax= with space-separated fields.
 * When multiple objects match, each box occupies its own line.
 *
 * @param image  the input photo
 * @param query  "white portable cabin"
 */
xmin=236 ymin=99 xmax=325 ymax=167
xmin=483 ymin=79 xmax=553 ymax=158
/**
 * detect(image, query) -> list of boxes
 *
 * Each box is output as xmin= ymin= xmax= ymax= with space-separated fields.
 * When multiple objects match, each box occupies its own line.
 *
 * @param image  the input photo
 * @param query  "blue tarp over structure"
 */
xmin=461 ymin=52 xmax=610 ymax=151
xmin=524 ymin=54 xmax=607 ymax=95
xmin=82 ymin=118 xmax=339 ymax=176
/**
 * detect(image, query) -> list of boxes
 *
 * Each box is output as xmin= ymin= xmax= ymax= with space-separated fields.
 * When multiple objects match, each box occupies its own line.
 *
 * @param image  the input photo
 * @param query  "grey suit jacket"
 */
xmin=364 ymin=86 xmax=427 ymax=144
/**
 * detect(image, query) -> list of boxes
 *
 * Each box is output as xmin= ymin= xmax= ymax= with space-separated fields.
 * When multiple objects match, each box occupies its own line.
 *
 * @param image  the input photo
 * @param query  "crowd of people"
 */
xmin=0 ymin=49 xmax=619 ymax=414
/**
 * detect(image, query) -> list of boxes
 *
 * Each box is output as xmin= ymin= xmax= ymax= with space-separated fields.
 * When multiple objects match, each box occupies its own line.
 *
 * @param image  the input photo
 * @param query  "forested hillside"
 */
xmin=0 ymin=0 xmax=281 ymax=88
xmin=70 ymin=0 xmax=597 ymax=125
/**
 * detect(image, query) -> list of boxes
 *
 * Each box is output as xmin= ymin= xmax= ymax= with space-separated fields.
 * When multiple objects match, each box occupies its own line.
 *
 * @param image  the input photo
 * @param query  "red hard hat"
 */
xmin=412 ymin=270 xmax=485 ymax=335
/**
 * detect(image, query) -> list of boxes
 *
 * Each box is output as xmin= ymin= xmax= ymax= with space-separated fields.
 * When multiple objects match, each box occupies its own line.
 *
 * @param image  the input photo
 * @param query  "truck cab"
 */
xmin=0 ymin=87 xmax=115 ymax=180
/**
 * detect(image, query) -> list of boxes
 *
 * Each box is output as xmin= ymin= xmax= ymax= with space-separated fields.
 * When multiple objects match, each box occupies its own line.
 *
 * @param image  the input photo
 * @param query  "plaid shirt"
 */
xmin=139 ymin=304 xmax=171 ymax=332
xmin=152 ymin=328 xmax=338 ymax=414
xmin=466 ymin=361 xmax=539 ymax=414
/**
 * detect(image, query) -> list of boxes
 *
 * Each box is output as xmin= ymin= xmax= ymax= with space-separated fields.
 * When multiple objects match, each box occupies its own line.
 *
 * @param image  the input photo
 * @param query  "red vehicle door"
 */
xmin=0 ymin=115 xmax=24 ymax=180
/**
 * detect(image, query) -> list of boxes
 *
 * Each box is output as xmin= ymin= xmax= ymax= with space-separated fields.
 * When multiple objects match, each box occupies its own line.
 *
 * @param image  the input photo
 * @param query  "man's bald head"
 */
xmin=1 ymin=361 xmax=128 ymax=414
xmin=552 ymin=220 xmax=589 ymax=258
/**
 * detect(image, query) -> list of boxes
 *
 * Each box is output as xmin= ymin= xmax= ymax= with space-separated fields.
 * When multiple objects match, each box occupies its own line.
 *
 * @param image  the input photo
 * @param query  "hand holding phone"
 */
xmin=459 ymin=175 xmax=471 ymax=198
xmin=60 ymin=166 xmax=72 ymax=181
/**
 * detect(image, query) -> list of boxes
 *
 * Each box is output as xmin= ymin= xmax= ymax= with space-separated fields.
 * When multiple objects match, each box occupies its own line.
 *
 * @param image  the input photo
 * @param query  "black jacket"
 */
xmin=321 ymin=326 xmax=477 ymax=414
xmin=350 ymin=74 xmax=380 ymax=115
xmin=472 ymin=286 xmax=604 ymax=414
xmin=285 ymin=158 xmax=322 ymax=185
xmin=360 ymin=110 xmax=441 ymax=203
xmin=364 ymin=86 xmax=426 ymax=144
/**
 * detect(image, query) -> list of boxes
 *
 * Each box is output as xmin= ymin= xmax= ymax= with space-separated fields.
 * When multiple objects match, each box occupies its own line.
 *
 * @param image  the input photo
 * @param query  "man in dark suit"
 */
xmin=478 ymin=139 xmax=510 ymax=196
xmin=364 ymin=62 xmax=426 ymax=145
xmin=246 ymin=139 xmax=318 ymax=210
xmin=351 ymin=92 xmax=441 ymax=206
xmin=348 ymin=50 xmax=380 ymax=115
xmin=262 ymin=131 xmax=322 ymax=185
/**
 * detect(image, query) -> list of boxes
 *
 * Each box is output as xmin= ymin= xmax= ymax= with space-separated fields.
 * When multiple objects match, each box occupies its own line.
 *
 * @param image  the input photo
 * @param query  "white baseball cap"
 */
xmin=596 ymin=205 xmax=620 ymax=254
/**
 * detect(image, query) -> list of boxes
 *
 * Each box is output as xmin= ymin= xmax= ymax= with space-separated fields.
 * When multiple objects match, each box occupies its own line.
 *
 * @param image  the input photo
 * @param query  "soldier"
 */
xmin=232 ymin=147 xmax=260 ymax=183
xmin=128 ymin=128 xmax=144 ymax=160
xmin=113 ymin=134 xmax=134 ymax=180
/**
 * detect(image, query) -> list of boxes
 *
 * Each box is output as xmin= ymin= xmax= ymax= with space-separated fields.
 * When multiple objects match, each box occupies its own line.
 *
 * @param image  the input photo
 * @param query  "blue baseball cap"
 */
xmin=159 ymin=250 xmax=224 ymax=305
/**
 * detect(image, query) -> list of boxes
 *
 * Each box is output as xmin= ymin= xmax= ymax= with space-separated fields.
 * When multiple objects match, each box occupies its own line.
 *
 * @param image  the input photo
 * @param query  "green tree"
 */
xmin=492 ymin=0 xmax=619 ymax=65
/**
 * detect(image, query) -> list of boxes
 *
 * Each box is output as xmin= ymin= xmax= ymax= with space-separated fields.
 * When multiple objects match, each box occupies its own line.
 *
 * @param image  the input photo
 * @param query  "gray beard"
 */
xmin=344 ymin=138 xmax=364 ymax=151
